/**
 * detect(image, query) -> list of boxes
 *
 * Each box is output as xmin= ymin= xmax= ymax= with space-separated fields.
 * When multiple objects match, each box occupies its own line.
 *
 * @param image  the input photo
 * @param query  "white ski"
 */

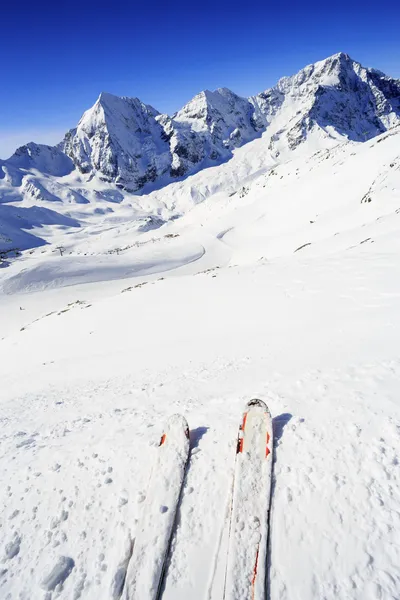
xmin=224 ymin=399 xmax=273 ymax=600
xmin=122 ymin=414 xmax=190 ymax=600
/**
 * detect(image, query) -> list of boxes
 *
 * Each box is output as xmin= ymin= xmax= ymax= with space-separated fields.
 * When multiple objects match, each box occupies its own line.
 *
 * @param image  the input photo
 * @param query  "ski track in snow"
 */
xmin=1 ymin=130 xmax=400 ymax=599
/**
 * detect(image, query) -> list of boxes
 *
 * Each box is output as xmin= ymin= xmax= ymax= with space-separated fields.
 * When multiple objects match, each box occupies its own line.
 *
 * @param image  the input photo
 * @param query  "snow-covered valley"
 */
xmin=1 ymin=53 xmax=400 ymax=599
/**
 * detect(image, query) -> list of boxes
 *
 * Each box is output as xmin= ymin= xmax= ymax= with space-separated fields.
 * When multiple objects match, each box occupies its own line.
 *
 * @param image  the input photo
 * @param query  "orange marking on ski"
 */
xmin=242 ymin=412 xmax=248 ymax=431
xmin=251 ymin=546 xmax=260 ymax=600
xmin=266 ymin=430 xmax=271 ymax=457
xmin=237 ymin=412 xmax=248 ymax=453
xmin=159 ymin=434 xmax=166 ymax=446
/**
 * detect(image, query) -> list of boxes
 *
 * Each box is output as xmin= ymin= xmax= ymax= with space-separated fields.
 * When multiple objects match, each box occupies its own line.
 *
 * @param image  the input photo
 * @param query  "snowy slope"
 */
xmin=1 ymin=111 xmax=400 ymax=600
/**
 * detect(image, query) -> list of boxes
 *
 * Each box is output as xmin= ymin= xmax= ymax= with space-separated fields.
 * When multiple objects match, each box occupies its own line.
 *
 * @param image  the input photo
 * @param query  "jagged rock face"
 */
xmin=174 ymin=88 xmax=261 ymax=150
xmin=61 ymin=89 xmax=262 ymax=187
xmin=252 ymin=53 xmax=400 ymax=153
xmin=308 ymin=54 xmax=400 ymax=140
xmin=166 ymin=88 xmax=262 ymax=176
xmin=156 ymin=113 xmax=206 ymax=178
xmin=62 ymin=93 xmax=172 ymax=191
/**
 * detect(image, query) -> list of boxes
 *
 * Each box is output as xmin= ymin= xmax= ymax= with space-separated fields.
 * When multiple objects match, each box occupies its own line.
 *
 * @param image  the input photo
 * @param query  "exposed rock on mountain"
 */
xmin=61 ymin=93 xmax=171 ymax=191
xmin=250 ymin=53 xmax=400 ymax=155
xmin=60 ymin=88 xmax=263 ymax=188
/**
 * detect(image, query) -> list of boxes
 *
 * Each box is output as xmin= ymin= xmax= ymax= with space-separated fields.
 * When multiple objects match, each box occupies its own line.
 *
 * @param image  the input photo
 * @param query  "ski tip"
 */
xmin=159 ymin=414 xmax=190 ymax=446
xmin=167 ymin=413 xmax=189 ymax=430
xmin=246 ymin=398 xmax=271 ymax=414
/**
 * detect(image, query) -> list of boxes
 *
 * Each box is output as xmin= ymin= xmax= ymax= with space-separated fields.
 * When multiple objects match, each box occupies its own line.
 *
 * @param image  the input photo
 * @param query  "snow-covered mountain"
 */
xmin=60 ymin=53 xmax=400 ymax=188
xmin=4 ymin=143 xmax=74 ymax=177
xmin=166 ymin=87 xmax=262 ymax=176
xmin=1 ymin=52 xmax=400 ymax=253
xmin=251 ymin=52 xmax=400 ymax=155
xmin=60 ymin=87 xmax=262 ymax=189
xmin=61 ymin=93 xmax=171 ymax=190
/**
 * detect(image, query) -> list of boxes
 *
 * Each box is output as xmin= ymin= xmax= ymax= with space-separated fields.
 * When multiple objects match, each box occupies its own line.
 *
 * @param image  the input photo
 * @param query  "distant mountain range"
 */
xmin=2 ymin=52 xmax=400 ymax=194
xmin=1 ymin=52 xmax=400 ymax=252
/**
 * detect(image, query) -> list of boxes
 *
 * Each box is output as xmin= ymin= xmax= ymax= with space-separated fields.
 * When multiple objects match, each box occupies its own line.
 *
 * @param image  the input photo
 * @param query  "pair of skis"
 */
xmin=122 ymin=400 xmax=273 ymax=600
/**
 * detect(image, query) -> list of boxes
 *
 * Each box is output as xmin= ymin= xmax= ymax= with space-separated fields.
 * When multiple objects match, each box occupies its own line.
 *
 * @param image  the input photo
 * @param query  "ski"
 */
xmin=224 ymin=399 xmax=273 ymax=600
xmin=122 ymin=414 xmax=190 ymax=600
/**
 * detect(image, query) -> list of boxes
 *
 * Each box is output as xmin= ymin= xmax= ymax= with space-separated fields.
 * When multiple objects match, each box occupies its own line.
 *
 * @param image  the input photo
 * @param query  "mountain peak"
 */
xmin=95 ymin=92 xmax=146 ymax=114
xmin=326 ymin=51 xmax=352 ymax=62
xmin=252 ymin=52 xmax=400 ymax=154
xmin=97 ymin=91 xmax=119 ymax=104
xmin=6 ymin=142 xmax=74 ymax=176
xmin=62 ymin=90 xmax=168 ymax=188
xmin=318 ymin=51 xmax=357 ymax=73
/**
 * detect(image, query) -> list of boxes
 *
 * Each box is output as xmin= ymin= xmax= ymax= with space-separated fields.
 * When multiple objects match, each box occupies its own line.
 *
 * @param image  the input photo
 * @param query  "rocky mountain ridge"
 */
xmin=2 ymin=53 xmax=400 ymax=195
xmin=1 ymin=49 xmax=400 ymax=253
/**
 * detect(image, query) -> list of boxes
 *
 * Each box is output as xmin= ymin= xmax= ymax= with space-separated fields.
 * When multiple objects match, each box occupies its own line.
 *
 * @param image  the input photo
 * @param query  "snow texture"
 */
xmin=41 ymin=555 xmax=75 ymax=591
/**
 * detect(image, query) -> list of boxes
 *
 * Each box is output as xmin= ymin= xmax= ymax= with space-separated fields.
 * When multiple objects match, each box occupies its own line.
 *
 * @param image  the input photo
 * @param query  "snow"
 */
xmin=4 ymin=143 xmax=74 ymax=177
xmin=41 ymin=556 xmax=76 ymax=592
xmin=2 ymin=238 xmax=204 ymax=294
xmin=1 ymin=55 xmax=400 ymax=600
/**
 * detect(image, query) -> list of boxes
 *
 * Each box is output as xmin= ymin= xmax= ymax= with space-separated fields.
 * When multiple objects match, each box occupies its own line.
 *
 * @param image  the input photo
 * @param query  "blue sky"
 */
xmin=1 ymin=0 xmax=400 ymax=158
